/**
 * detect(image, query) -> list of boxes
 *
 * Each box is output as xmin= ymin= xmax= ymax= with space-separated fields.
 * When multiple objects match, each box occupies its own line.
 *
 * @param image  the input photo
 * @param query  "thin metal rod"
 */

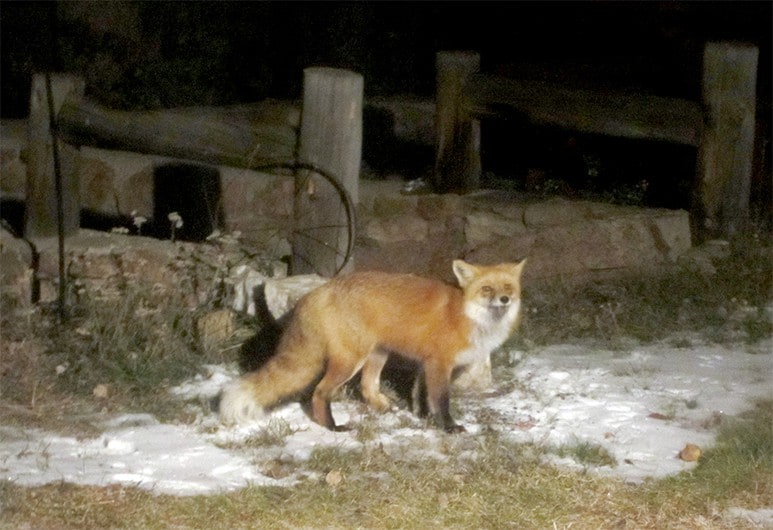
xmin=45 ymin=73 xmax=67 ymax=322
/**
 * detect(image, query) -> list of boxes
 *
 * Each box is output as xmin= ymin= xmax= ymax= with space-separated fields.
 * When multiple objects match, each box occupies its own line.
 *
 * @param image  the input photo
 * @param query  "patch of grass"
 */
xmin=1 ymin=282 xmax=226 ymax=427
xmin=353 ymin=411 xmax=387 ymax=443
xmin=642 ymin=399 xmax=773 ymax=517
xmin=238 ymin=418 xmax=298 ymax=448
xmin=518 ymin=241 xmax=772 ymax=347
xmin=692 ymin=400 xmax=772 ymax=490
xmin=306 ymin=445 xmax=365 ymax=474
xmin=555 ymin=439 xmax=617 ymax=468
xmin=56 ymin=292 xmax=197 ymax=393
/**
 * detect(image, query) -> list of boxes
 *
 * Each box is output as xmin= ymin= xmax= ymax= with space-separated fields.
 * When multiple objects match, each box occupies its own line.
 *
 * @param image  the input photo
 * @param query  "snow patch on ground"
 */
xmin=1 ymin=338 xmax=771 ymax=523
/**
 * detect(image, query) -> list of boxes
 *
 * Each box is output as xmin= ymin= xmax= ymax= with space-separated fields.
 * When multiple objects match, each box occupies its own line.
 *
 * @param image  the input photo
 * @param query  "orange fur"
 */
xmin=219 ymin=259 xmax=526 ymax=432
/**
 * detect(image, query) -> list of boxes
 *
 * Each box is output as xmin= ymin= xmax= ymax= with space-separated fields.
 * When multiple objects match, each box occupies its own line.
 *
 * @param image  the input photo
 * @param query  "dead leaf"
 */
xmin=93 ymin=384 xmax=110 ymax=399
xmin=325 ymin=469 xmax=343 ymax=487
xmin=438 ymin=492 xmax=449 ymax=509
xmin=678 ymin=443 xmax=702 ymax=462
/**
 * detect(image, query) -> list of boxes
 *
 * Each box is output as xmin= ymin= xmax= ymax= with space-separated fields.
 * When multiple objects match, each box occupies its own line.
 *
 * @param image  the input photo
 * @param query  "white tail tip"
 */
xmin=218 ymin=379 xmax=265 ymax=425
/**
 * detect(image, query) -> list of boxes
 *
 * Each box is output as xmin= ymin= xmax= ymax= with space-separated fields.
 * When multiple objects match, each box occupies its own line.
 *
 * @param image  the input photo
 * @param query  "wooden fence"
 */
xmin=434 ymin=42 xmax=760 ymax=239
xmin=23 ymin=42 xmax=760 ymax=259
xmin=24 ymin=68 xmax=362 ymax=277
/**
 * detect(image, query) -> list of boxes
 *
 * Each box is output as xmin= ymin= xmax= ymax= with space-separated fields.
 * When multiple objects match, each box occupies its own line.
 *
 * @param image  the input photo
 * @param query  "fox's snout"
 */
xmin=488 ymin=295 xmax=513 ymax=318
xmin=484 ymin=293 xmax=512 ymax=308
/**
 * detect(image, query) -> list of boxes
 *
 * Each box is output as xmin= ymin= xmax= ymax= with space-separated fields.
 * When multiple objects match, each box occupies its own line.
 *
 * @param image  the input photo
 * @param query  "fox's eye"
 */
xmin=481 ymin=286 xmax=494 ymax=296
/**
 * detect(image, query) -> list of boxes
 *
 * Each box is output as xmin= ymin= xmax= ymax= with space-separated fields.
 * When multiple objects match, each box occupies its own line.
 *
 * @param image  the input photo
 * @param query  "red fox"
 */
xmin=219 ymin=259 xmax=526 ymax=432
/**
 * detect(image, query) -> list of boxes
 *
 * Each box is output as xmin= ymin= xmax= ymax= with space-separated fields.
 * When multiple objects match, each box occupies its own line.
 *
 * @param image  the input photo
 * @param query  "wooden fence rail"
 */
xmin=464 ymin=76 xmax=703 ymax=146
xmin=57 ymin=98 xmax=300 ymax=169
xmin=434 ymin=42 xmax=759 ymax=239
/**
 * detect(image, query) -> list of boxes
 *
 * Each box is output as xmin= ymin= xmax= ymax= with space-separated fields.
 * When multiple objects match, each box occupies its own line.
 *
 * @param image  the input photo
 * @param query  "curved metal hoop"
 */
xmin=250 ymin=160 xmax=356 ymax=276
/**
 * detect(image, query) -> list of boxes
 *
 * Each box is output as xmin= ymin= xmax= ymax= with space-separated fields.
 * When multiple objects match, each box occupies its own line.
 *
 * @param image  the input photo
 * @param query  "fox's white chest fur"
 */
xmin=456 ymin=298 xmax=521 ymax=366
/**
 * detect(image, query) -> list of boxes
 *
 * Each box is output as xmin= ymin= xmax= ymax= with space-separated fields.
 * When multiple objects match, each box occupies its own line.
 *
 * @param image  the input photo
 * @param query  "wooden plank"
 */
xmin=25 ymin=73 xmax=84 ymax=238
xmin=294 ymin=67 xmax=362 ymax=277
xmin=56 ymin=98 xmax=299 ymax=169
xmin=464 ymin=75 xmax=703 ymax=146
xmin=697 ymin=42 xmax=758 ymax=238
xmin=434 ymin=51 xmax=481 ymax=193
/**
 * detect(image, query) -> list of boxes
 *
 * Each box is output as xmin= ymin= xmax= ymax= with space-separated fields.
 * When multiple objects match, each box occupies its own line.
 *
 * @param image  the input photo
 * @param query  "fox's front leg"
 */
xmin=423 ymin=361 xmax=464 ymax=433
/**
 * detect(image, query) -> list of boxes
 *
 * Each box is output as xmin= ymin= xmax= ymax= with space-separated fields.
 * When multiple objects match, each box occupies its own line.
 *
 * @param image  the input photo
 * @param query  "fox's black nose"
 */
xmin=500 ymin=295 xmax=510 ymax=305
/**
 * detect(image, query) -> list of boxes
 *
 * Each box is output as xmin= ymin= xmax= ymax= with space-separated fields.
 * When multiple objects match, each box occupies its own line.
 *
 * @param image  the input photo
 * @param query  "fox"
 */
xmin=218 ymin=259 xmax=526 ymax=433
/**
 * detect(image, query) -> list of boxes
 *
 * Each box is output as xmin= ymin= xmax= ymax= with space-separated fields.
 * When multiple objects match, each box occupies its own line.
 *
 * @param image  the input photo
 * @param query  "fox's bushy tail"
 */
xmin=218 ymin=335 xmax=325 ymax=425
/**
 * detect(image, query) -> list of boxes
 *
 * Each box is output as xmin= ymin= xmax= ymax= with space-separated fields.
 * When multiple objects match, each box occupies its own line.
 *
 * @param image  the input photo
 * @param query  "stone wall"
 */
xmin=356 ymin=181 xmax=691 ymax=284
xmin=1 ymin=124 xmax=692 ymax=305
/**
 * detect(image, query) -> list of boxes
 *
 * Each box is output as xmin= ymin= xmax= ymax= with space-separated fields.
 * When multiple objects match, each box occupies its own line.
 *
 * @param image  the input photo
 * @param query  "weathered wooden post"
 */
xmin=697 ymin=42 xmax=758 ymax=239
xmin=294 ymin=67 xmax=362 ymax=276
xmin=24 ymin=73 xmax=85 ymax=238
xmin=433 ymin=51 xmax=481 ymax=193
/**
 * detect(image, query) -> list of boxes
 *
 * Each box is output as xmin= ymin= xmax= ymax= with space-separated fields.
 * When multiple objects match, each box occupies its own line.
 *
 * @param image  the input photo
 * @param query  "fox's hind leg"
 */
xmin=310 ymin=352 xmax=366 ymax=431
xmin=360 ymin=349 xmax=392 ymax=412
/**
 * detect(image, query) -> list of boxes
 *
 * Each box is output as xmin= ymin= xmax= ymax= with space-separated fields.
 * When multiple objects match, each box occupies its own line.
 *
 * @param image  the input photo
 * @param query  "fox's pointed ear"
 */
xmin=453 ymin=260 xmax=478 ymax=287
xmin=514 ymin=259 xmax=527 ymax=277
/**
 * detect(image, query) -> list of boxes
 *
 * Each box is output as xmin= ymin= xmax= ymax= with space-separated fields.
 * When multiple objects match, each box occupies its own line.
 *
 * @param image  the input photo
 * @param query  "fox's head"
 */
xmin=453 ymin=259 xmax=526 ymax=327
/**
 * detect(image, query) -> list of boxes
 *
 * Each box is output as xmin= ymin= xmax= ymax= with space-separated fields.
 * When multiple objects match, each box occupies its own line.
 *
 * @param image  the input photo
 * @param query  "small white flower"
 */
xmin=55 ymin=363 xmax=69 ymax=376
xmin=168 ymin=212 xmax=183 ymax=228
xmin=133 ymin=215 xmax=148 ymax=229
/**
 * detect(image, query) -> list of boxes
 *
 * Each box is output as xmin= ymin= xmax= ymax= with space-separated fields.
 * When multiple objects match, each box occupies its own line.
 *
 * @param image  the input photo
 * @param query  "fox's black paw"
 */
xmin=444 ymin=424 xmax=466 ymax=434
xmin=332 ymin=423 xmax=353 ymax=432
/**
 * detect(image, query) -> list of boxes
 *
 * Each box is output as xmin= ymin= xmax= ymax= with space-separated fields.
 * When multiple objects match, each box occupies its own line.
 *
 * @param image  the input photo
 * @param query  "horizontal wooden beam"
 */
xmin=56 ymin=97 xmax=300 ymax=168
xmin=465 ymin=75 xmax=703 ymax=146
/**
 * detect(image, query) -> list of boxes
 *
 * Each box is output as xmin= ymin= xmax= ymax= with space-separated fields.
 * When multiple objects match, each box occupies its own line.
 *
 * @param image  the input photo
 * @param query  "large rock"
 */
xmin=0 ymin=226 xmax=35 ymax=305
xmin=526 ymin=210 xmax=691 ymax=278
xmin=230 ymin=265 xmax=269 ymax=317
xmin=263 ymin=274 xmax=328 ymax=321
xmin=523 ymin=197 xmax=592 ymax=227
xmin=23 ymin=229 xmax=259 ymax=306
xmin=80 ymin=147 xmax=155 ymax=218
xmin=0 ymin=122 xmax=26 ymax=198
xmin=416 ymin=193 xmax=464 ymax=220
xmin=370 ymin=193 xmax=419 ymax=217
xmin=363 ymin=214 xmax=429 ymax=244
xmin=465 ymin=203 xmax=691 ymax=280
xmin=464 ymin=210 xmax=528 ymax=247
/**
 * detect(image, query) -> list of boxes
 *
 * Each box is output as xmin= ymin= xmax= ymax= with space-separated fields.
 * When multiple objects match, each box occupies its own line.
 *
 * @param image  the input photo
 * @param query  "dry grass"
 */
xmin=0 ymin=283 xmax=231 ymax=433
xmin=0 ymin=235 xmax=771 ymax=529
xmin=517 ymin=237 xmax=772 ymax=348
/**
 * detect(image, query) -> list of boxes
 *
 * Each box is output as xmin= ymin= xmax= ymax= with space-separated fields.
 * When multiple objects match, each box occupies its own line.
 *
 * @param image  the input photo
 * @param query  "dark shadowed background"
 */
xmin=1 ymin=1 xmax=770 ymax=220
xmin=2 ymin=2 xmax=770 ymax=114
